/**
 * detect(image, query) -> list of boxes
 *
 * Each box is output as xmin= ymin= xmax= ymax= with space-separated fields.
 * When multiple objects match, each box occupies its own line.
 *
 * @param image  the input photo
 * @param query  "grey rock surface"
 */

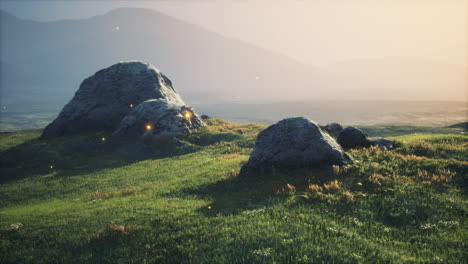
xmin=41 ymin=61 xmax=184 ymax=138
xmin=337 ymin=126 xmax=372 ymax=149
xmin=113 ymin=99 xmax=204 ymax=140
xmin=239 ymin=117 xmax=351 ymax=177
xmin=321 ymin=123 xmax=344 ymax=137
xmin=370 ymin=138 xmax=395 ymax=150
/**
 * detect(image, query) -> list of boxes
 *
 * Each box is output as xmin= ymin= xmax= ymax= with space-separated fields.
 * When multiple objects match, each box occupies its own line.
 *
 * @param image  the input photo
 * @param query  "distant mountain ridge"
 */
xmin=0 ymin=8 xmax=466 ymax=108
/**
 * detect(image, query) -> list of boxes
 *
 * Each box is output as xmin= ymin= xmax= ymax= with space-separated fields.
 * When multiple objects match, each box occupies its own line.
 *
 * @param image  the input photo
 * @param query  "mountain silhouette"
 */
xmin=0 ymin=8 xmax=466 ymax=108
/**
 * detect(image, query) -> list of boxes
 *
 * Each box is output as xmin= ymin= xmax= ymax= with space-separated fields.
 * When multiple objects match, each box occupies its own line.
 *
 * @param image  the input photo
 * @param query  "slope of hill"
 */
xmin=0 ymin=119 xmax=467 ymax=263
xmin=447 ymin=122 xmax=468 ymax=130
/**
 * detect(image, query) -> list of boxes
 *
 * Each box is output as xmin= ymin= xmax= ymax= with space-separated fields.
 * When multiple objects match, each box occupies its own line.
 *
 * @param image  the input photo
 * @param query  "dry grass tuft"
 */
xmin=323 ymin=180 xmax=342 ymax=193
xmin=341 ymin=190 xmax=355 ymax=201
xmin=121 ymin=185 xmax=139 ymax=196
xmin=84 ymin=185 xmax=140 ymax=201
xmin=215 ymin=154 xmax=242 ymax=161
xmin=332 ymin=165 xmax=348 ymax=176
xmin=227 ymin=169 xmax=239 ymax=179
xmin=264 ymin=181 xmax=296 ymax=194
xmin=277 ymin=184 xmax=296 ymax=194
xmin=417 ymin=169 xmax=455 ymax=184
xmin=85 ymin=190 xmax=112 ymax=200
xmin=307 ymin=184 xmax=323 ymax=193
xmin=87 ymin=221 xmax=139 ymax=242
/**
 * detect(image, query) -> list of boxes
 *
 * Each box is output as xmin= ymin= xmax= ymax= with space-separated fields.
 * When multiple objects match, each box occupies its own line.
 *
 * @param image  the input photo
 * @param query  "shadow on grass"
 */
xmin=0 ymin=131 xmax=245 ymax=184
xmin=176 ymin=169 xmax=339 ymax=217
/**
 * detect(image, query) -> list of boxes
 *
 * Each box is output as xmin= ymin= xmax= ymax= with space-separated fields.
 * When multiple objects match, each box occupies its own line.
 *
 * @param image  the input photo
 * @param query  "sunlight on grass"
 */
xmin=0 ymin=122 xmax=466 ymax=263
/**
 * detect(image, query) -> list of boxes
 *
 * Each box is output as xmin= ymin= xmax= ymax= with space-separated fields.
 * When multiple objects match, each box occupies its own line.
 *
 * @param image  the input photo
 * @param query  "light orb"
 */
xmin=145 ymin=124 xmax=153 ymax=131
xmin=101 ymin=137 xmax=106 ymax=141
xmin=129 ymin=104 xmax=134 ymax=108
xmin=183 ymin=111 xmax=192 ymax=120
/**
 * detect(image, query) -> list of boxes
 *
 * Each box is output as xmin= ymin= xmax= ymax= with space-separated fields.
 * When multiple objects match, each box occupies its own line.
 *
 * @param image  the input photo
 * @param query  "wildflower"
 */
xmin=438 ymin=220 xmax=459 ymax=227
xmin=252 ymin=248 xmax=272 ymax=257
xmin=420 ymin=223 xmax=436 ymax=230
xmin=10 ymin=223 xmax=23 ymax=230
xmin=243 ymin=208 xmax=265 ymax=215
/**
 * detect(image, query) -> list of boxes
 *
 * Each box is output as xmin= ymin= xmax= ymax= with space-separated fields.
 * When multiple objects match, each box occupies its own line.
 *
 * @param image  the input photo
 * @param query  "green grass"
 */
xmin=358 ymin=125 xmax=465 ymax=137
xmin=0 ymin=119 xmax=467 ymax=263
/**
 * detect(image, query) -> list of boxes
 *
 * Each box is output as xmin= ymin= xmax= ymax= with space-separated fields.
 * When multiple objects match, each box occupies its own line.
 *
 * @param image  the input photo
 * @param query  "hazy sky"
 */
xmin=1 ymin=0 xmax=466 ymax=66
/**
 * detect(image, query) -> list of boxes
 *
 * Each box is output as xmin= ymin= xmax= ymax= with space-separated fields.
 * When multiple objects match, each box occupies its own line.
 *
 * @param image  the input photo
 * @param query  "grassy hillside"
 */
xmin=0 ymin=119 xmax=466 ymax=263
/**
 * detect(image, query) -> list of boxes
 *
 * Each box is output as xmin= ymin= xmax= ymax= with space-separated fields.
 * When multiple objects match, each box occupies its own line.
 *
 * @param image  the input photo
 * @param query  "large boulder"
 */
xmin=113 ymin=99 xmax=204 ymax=140
xmin=41 ymin=61 xmax=184 ymax=138
xmin=239 ymin=117 xmax=351 ymax=177
xmin=337 ymin=126 xmax=372 ymax=149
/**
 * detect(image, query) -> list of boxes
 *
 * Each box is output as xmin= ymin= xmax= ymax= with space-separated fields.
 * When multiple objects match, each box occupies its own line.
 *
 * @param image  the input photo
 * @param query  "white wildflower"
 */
xmin=252 ymin=248 xmax=272 ymax=257
xmin=10 ymin=223 xmax=23 ymax=230
xmin=438 ymin=220 xmax=459 ymax=227
xmin=243 ymin=208 xmax=265 ymax=216
xmin=420 ymin=223 xmax=436 ymax=230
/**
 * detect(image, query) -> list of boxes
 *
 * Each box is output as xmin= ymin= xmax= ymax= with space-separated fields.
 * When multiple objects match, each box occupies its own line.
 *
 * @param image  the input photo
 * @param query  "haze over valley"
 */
xmin=0 ymin=2 xmax=466 ymax=130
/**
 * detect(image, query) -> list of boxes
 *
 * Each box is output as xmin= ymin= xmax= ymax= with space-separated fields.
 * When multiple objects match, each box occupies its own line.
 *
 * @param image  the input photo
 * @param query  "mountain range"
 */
xmin=0 ymin=8 xmax=466 ymax=108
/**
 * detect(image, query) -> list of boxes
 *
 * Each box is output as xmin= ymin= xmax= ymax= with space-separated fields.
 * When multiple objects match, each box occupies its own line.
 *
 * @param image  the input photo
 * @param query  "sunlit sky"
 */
xmin=1 ymin=0 xmax=466 ymax=66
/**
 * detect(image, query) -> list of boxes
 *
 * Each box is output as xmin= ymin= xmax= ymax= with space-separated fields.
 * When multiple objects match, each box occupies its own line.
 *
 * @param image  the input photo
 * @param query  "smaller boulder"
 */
xmin=239 ymin=117 xmax=351 ymax=177
xmin=337 ymin=126 xmax=372 ymax=149
xmin=113 ymin=99 xmax=204 ymax=140
xmin=321 ymin=123 xmax=343 ymax=137
xmin=370 ymin=138 xmax=395 ymax=150
xmin=201 ymin=115 xmax=211 ymax=120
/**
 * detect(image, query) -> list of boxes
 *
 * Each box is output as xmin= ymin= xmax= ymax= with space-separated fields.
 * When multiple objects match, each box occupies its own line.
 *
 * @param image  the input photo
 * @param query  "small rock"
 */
xmin=201 ymin=115 xmax=211 ymax=119
xmin=321 ymin=123 xmax=343 ymax=137
xmin=337 ymin=126 xmax=372 ymax=149
xmin=370 ymin=138 xmax=395 ymax=150
xmin=237 ymin=129 xmax=244 ymax=135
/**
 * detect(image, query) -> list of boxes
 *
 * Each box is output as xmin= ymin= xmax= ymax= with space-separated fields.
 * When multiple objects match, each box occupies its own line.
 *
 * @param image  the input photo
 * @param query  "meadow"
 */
xmin=0 ymin=119 xmax=466 ymax=263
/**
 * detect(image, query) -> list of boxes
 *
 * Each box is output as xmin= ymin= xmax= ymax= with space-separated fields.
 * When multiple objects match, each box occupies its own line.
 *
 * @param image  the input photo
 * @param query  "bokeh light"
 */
xmin=183 ymin=111 xmax=192 ymax=120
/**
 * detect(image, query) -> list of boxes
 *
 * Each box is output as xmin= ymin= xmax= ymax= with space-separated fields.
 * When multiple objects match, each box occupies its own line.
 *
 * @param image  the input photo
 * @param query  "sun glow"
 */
xmin=145 ymin=124 xmax=153 ymax=131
